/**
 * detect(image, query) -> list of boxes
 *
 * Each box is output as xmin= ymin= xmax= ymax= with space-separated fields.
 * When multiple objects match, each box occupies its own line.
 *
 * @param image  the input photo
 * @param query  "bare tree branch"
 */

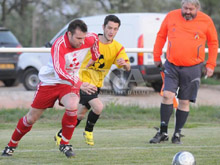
xmin=96 ymin=0 xmax=110 ymax=12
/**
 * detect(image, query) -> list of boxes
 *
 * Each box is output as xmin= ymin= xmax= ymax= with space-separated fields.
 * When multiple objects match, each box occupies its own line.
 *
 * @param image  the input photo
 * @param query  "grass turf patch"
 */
xmin=0 ymin=104 xmax=220 ymax=164
xmin=0 ymin=104 xmax=219 ymax=129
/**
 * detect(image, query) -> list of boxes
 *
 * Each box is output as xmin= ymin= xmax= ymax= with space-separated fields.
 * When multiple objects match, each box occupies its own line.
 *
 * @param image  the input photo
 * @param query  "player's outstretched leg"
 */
xmin=2 ymin=116 xmax=33 ymax=156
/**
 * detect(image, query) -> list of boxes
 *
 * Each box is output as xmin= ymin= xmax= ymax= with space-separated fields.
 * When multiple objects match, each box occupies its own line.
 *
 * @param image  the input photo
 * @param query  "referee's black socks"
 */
xmin=160 ymin=103 xmax=173 ymax=133
xmin=174 ymin=109 xmax=189 ymax=133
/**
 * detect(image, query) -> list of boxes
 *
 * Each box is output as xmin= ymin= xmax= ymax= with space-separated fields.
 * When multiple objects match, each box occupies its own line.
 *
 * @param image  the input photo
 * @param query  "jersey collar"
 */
xmin=64 ymin=32 xmax=72 ymax=48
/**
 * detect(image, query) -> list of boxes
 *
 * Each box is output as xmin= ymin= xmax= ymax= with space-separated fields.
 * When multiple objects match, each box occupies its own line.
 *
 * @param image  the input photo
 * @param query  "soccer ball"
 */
xmin=172 ymin=151 xmax=196 ymax=165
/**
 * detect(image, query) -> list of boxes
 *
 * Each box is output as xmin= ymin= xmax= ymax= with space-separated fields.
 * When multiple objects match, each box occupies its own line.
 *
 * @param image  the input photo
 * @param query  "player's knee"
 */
xmin=162 ymin=91 xmax=175 ymax=103
xmin=178 ymin=100 xmax=190 ymax=111
xmin=65 ymin=102 xmax=78 ymax=110
xmin=62 ymin=95 xmax=79 ymax=110
xmin=93 ymin=103 xmax=104 ymax=115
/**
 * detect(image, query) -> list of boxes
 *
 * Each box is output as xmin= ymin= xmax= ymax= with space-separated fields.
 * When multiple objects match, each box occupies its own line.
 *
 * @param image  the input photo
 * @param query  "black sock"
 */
xmin=76 ymin=118 xmax=81 ymax=127
xmin=160 ymin=103 xmax=173 ymax=133
xmin=174 ymin=109 xmax=189 ymax=134
xmin=85 ymin=110 xmax=100 ymax=132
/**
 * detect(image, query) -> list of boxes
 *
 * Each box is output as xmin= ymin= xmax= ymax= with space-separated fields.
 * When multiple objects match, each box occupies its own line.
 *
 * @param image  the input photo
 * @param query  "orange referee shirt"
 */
xmin=153 ymin=9 xmax=218 ymax=70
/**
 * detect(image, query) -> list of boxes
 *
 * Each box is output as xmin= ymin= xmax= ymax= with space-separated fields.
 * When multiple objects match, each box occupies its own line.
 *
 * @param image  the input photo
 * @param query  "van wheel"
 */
xmin=22 ymin=68 xmax=39 ymax=91
xmin=110 ymin=70 xmax=130 ymax=96
xmin=151 ymin=81 xmax=163 ymax=92
xmin=3 ymin=79 xmax=19 ymax=87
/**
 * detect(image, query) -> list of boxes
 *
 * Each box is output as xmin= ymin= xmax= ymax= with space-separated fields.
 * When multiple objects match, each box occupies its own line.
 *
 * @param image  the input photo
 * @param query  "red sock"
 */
xmin=60 ymin=109 xmax=77 ymax=145
xmin=8 ymin=116 xmax=32 ymax=147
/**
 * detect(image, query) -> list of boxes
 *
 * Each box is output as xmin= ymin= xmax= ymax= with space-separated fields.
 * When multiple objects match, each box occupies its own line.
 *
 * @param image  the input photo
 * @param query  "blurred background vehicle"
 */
xmin=0 ymin=27 xmax=22 ymax=87
xmin=18 ymin=13 xmax=166 ymax=94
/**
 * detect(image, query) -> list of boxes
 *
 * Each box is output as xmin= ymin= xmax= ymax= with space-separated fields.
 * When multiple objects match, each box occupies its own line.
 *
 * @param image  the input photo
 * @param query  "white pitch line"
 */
xmin=16 ymin=145 xmax=220 ymax=153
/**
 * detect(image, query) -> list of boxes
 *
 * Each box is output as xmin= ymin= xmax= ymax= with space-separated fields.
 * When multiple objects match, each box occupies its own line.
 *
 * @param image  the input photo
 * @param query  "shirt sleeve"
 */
xmin=206 ymin=18 xmax=219 ymax=70
xmin=153 ymin=14 xmax=169 ymax=62
xmin=114 ymin=46 xmax=130 ymax=68
xmin=89 ymin=33 xmax=100 ymax=61
xmin=51 ymin=40 xmax=82 ymax=88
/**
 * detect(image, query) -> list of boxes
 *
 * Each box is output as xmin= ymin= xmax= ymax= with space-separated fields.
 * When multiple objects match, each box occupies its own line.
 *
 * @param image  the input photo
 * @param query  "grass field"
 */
xmin=0 ymin=104 xmax=220 ymax=165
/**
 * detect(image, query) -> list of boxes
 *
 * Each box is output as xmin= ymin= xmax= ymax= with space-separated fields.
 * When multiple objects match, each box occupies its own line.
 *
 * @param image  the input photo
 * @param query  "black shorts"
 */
xmin=164 ymin=61 xmax=204 ymax=103
xmin=79 ymin=88 xmax=100 ymax=109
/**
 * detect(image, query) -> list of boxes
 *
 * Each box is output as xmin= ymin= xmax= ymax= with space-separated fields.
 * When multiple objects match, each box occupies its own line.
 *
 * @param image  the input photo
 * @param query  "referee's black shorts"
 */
xmin=164 ymin=61 xmax=204 ymax=103
xmin=79 ymin=88 xmax=101 ymax=109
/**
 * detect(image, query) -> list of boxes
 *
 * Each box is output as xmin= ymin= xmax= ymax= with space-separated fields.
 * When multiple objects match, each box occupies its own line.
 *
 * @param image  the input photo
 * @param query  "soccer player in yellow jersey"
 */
xmin=55 ymin=15 xmax=130 ymax=146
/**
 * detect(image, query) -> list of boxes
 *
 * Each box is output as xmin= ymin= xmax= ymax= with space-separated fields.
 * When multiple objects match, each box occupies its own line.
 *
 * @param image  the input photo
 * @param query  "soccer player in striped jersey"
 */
xmin=2 ymin=19 xmax=100 ymax=158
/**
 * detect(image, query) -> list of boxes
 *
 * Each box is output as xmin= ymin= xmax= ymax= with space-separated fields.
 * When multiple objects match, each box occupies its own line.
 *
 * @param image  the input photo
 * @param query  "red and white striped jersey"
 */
xmin=39 ymin=32 xmax=100 ymax=88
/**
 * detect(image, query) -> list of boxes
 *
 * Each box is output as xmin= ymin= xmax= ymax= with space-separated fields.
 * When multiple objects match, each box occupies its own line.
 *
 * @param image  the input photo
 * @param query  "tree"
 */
xmin=96 ymin=0 xmax=180 ymax=13
xmin=0 ymin=0 xmax=36 ymax=25
xmin=1 ymin=0 xmax=219 ymax=47
xmin=200 ymin=0 xmax=220 ymax=41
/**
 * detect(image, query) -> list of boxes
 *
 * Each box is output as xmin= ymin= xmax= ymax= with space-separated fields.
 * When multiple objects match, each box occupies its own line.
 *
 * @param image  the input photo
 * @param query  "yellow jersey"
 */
xmin=79 ymin=38 xmax=129 ymax=87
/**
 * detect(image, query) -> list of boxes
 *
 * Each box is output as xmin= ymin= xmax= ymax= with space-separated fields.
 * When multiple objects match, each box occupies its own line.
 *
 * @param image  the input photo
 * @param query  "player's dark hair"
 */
xmin=68 ymin=19 xmax=87 ymax=34
xmin=104 ymin=15 xmax=121 ymax=27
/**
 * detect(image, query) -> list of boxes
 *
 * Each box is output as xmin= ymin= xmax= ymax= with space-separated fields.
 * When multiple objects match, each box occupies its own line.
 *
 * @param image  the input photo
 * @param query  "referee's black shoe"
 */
xmin=171 ymin=132 xmax=184 ymax=144
xmin=149 ymin=127 xmax=169 ymax=143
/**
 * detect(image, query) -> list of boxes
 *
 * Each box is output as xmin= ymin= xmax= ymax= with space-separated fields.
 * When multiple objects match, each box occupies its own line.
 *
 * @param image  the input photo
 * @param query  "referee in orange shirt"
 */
xmin=150 ymin=0 xmax=218 ymax=144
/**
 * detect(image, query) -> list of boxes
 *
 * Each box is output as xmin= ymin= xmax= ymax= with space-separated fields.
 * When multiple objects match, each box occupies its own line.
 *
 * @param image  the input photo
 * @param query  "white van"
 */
xmin=18 ymin=13 xmax=166 ymax=94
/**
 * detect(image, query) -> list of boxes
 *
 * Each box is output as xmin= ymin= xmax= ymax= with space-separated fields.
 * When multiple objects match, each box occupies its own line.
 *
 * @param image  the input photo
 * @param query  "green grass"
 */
xmin=0 ymin=104 xmax=220 ymax=165
xmin=201 ymin=77 xmax=220 ymax=85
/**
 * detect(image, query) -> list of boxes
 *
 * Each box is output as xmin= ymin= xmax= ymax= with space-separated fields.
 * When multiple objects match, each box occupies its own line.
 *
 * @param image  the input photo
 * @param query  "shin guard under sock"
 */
xmin=61 ymin=109 xmax=77 ymax=145
xmin=8 ymin=116 xmax=32 ymax=147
